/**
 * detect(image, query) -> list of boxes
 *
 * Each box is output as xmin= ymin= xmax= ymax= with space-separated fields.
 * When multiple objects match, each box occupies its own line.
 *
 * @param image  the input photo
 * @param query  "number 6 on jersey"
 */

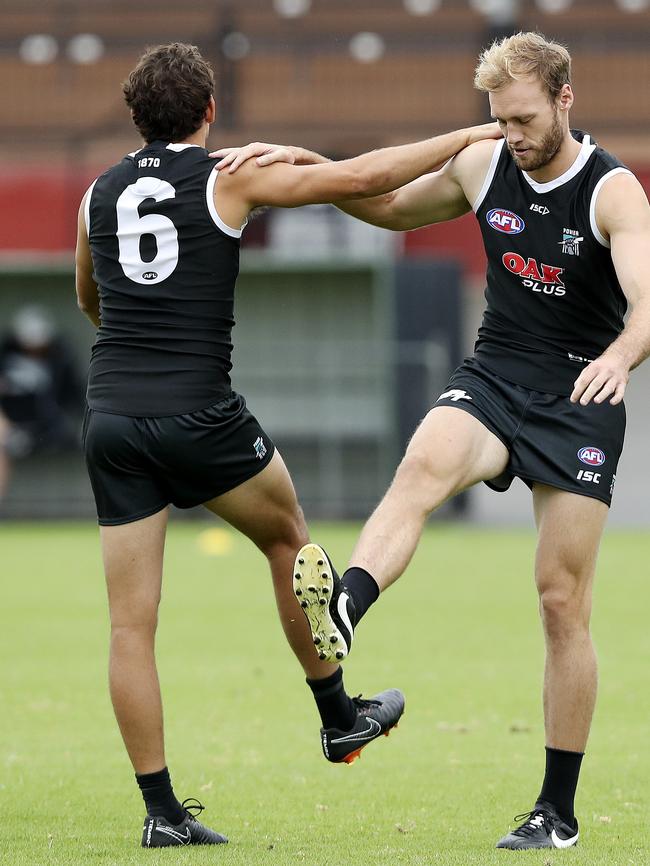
xmin=116 ymin=176 xmax=179 ymax=284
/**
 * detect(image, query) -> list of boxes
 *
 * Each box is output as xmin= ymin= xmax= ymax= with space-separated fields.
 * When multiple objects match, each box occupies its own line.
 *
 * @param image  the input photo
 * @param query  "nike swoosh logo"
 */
xmin=337 ymin=592 xmax=353 ymax=646
xmin=551 ymin=828 xmax=579 ymax=848
xmin=331 ymin=717 xmax=382 ymax=744
xmin=155 ymin=825 xmax=191 ymax=845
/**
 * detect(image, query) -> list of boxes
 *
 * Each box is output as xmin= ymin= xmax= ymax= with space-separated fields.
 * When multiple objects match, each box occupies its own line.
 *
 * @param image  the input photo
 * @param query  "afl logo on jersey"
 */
xmin=577 ymin=446 xmax=606 ymax=467
xmin=487 ymin=208 xmax=525 ymax=235
xmin=142 ymin=271 xmax=158 ymax=281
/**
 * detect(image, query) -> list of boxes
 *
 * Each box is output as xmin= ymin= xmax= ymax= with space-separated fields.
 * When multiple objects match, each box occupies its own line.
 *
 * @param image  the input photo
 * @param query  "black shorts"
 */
xmin=82 ymin=392 xmax=275 ymax=526
xmin=435 ymin=357 xmax=626 ymax=507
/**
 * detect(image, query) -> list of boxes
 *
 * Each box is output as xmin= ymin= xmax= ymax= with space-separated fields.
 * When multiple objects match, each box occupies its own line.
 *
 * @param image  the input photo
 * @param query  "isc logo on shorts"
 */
xmin=577 ymin=446 xmax=606 ymax=467
xmin=486 ymin=208 xmax=525 ymax=235
xmin=577 ymin=469 xmax=601 ymax=484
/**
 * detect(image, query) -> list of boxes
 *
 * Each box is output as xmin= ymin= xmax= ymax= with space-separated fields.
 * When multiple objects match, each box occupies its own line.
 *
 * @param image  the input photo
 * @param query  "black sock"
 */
xmin=536 ymin=747 xmax=584 ymax=827
xmin=136 ymin=766 xmax=186 ymax=824
xmin=341 ymin=566 xmax=380 ymax=625
xmin=306 ymin=667 xmax=356 ymax=731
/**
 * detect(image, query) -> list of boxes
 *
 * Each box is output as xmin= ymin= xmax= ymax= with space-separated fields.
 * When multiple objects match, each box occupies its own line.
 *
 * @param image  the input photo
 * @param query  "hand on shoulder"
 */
xmin=448 ymin=138 xmax=501 ymax=209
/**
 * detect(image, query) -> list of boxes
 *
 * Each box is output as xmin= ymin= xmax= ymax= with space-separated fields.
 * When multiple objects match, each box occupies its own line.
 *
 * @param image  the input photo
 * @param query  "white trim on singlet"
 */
xmin=166 ymin=143 xmax=202 ymax=152
xmin=589 ymin=166 xmax=634 ymax=248
xmin=472 ymin=139 xmax=505 ymax=212
xmin=83 ymin=179 xmax=98 ymax=235
xmin=521 ymin=135 xmax=596 ymax=194
xmin=127 ymin=149 xmax=142 ymax=158
xmin=205 ymin=167 xmax=246 ymax=238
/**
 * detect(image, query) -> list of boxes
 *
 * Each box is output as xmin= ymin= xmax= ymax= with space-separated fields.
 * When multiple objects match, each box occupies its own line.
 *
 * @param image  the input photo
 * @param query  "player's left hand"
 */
xmin=466 ymin=121 xmax=503 ymax=145
xmin=570 ymin=348 xmax=629 ymax=406
xmin=210 ymin=142 xmax=296 ymax=173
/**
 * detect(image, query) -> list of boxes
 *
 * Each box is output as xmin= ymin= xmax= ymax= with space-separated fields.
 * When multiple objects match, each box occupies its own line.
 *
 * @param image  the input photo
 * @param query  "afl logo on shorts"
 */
xmin=142 ymin=271 xmax=158 ymax=281
xmin=487 ymin=208 xmax=525 ymax=235
xmin=577 ymin=446 xmax=606 ymax=467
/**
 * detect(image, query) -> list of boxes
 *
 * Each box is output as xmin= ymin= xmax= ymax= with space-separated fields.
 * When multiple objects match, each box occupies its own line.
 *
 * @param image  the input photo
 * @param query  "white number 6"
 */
xmin=116 ymin=177 xmax=179 ymax=284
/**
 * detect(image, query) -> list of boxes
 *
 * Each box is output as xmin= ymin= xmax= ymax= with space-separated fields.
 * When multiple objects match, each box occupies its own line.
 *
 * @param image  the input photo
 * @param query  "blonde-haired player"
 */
xmin=218 ymin=31 xmax=650 ymax=850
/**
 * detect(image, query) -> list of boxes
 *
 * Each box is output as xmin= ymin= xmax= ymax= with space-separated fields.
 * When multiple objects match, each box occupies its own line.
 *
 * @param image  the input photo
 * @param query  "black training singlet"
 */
xmin=85 ymin=141 xmax=243 ymax=417
xmin=473 ymin=131 xmax=631 ymax=395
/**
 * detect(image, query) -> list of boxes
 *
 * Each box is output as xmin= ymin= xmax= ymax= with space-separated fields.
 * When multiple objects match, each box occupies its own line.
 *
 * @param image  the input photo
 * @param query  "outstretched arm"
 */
xmin=212 ymin=125 xmax=500 ymax=230
xmin=333 ymin=138 xmax=498 ymax=230
xmin=571 ymin=173 xmax=650 ymax=406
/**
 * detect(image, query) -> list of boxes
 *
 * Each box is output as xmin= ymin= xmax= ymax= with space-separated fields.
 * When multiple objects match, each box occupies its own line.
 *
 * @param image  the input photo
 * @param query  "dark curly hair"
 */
xmin=123 ymin=43 xmax=215 ymax=144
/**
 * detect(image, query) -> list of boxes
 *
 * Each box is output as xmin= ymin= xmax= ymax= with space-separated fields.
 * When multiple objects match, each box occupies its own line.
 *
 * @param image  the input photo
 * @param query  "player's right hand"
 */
xmin=570 ymin=347 xmax=630 ymax=406
xmin=210 ymin=142 xmax=297 ymax=173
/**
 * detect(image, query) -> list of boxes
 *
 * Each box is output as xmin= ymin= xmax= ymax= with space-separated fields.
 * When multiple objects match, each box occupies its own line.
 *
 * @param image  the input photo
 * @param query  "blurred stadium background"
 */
xmin=2 ymin=0 xmax=649 ymax=525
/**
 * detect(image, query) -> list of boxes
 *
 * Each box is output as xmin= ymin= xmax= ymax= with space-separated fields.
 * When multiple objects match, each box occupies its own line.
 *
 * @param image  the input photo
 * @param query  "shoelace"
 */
xmin=182 ymin=798 xmax=206 ymax=821
xmin=351 ymin=694 xmax=383 ymax=712
xmin=511 ymin=810 xmax=551 ymax=837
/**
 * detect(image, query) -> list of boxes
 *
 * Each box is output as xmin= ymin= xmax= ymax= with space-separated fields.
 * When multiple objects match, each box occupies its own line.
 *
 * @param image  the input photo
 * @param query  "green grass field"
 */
xmin=2 ymin=521 xmax=650 ymax=866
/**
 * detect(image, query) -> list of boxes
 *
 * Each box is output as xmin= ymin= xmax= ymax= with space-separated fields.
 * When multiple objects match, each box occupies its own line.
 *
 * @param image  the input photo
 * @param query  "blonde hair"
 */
xmin=474 ymin=32 xmax=571 ymax=101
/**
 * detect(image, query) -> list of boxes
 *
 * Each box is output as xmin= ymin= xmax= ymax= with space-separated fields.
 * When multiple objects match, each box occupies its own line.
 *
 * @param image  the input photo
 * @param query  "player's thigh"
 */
xmin=400 ymin=405 xmax=510 ymax=497
xmin=101 ymin=507 xmax=169 ymax=627
xmin=203 ymin=450 xmax=307 ymax=553
xmin=84 ymin=408 xmax=170 ymax=526
xmin=533 ymin=484 xmax=608 ymax=603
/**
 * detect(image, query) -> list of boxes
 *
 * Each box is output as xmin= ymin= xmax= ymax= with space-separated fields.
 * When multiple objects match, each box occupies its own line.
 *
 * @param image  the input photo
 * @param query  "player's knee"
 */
xmin=260 ymin=504 xmax=308 ymax=561
xmin=392 ymin=452 xmax=455 ymax=513
xmin=537 ymin=577 xmax=590 ymax=640
xmin=109 ymin=624 xmax=158 ymax=664
xmin=292 ymin=503 xmax=309 ymax=547
xmin=110 ymin=605 xmax=159 ymax=637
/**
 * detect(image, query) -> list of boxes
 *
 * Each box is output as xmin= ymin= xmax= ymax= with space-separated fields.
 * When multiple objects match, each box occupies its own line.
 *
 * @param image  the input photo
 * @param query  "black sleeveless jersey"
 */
xmin=473 ymin=131 xmax=631 ymax=395
xmin=85 ymin=141 xmax=243 ymax=416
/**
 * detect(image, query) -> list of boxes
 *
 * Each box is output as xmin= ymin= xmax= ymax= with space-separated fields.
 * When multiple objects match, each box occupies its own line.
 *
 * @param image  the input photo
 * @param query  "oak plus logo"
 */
xmin=502 ymin=252 xmax=566 ymax=297
xmin=487 ymin=208 xmax=525 ymax=235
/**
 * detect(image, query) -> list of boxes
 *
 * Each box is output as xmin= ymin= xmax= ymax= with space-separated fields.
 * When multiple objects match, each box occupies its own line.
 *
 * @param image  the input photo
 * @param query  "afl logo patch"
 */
xmin=142 ymin=271 xmax=158 ymax=281
xmin=577 ymin=446 xmax=605 ymax=467
xmin=487 ymin=208 xmax=525 ymax=235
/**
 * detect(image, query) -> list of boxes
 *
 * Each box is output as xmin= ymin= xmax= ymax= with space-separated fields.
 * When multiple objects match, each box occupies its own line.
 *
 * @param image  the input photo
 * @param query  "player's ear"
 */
xmin=206 ymin=96 xmax=216 ymax=124
xmin=557 ymin=83 xmax=573 ymax=113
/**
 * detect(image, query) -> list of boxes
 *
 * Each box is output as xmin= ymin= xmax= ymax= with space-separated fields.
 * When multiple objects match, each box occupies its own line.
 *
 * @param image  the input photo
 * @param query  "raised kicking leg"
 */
xmin=203 ymin=449 xmax=404 ymax=763
xmin=496 ymin=485 xmax=607 ymax=850
xmin=294 ymin=406 xmax=509 ymax=661
xmin=101 ymin=508 xmax=227 ymax=847
xmin=203 ymin=450 xmax=330 ymax=680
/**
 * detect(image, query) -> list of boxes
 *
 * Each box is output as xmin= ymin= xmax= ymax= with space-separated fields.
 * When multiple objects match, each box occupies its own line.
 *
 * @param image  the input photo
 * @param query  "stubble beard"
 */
xmin=509 ymin=112 xmax=565 ymax=172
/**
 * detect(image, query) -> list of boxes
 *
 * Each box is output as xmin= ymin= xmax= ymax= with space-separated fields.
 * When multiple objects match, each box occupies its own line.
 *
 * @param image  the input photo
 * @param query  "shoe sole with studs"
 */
xmin=293 ymin=543 xmax=349 ymax=663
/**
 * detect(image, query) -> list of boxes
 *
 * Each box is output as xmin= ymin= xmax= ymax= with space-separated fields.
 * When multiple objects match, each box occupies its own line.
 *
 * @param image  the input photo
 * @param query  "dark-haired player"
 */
xmin=219 ymin=31 xmax=650 ymax=851
xmin=75 ymin=42 xmax=501 ymax=847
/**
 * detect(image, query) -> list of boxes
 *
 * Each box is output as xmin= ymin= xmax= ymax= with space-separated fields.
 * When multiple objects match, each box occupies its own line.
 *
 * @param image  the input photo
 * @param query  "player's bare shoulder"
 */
xmin=211 ymin=156 xmax=259 ymax=232
xmin=448 ymin=138 xmax=502 ymax=211
xmin=594 ymin=169 xmax=650 ymax=239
